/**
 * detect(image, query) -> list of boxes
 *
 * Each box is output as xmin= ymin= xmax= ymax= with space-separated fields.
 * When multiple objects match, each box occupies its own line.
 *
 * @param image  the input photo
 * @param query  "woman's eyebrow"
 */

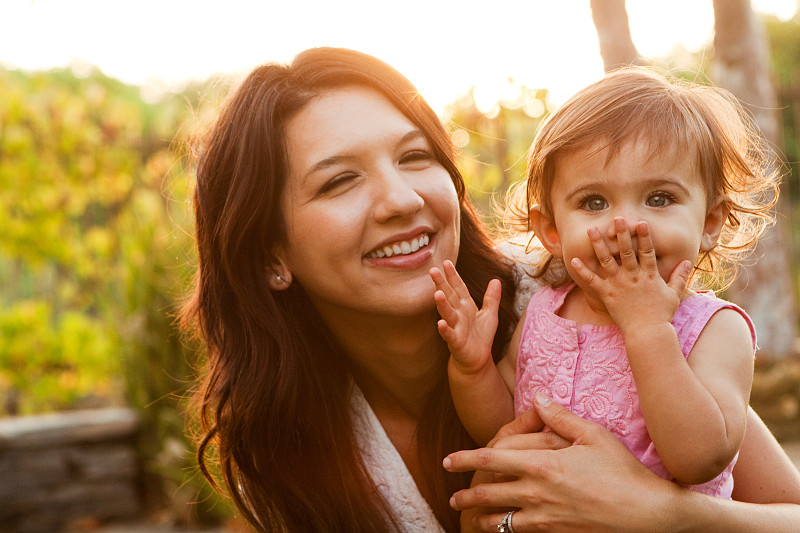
xmin=305 ymin=154 xmax=352 ymax=179
xmin=303 ymin=129 xmax=426 ymax=180
xmin=400 ymin=129 xmax=425 ymax=144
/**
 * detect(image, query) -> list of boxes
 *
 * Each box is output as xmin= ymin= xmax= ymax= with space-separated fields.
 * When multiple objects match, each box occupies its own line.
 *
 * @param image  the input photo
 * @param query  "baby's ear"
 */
xmin=701 ymin=197 xmax=731 ymax=252
xmin=529 ymin=205 xmax=563 ymax=258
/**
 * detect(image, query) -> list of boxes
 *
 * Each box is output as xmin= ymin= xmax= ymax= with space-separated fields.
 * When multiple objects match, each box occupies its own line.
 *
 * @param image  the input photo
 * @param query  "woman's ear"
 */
xmin=268 ymin=269 xmax=292 ymax=291
xmin=268 ymin=270 xmax=292 ymax=291
xmin=700 ymin=197 xmax=731 ymax=252
xmin=529 ymin=205 xmax=563 ymax=258
xmin=267 ymin=256 xmax=293 ymax=291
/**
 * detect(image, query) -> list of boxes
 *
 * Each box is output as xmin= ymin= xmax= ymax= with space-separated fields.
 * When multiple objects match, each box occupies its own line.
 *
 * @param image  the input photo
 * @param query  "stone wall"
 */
xmin=0 ymin=408 xmax=142 ymax=533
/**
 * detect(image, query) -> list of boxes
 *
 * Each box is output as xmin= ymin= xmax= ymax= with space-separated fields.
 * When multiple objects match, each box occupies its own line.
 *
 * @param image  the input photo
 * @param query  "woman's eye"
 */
xmin=400 ymin=150 xmax=434 ymax=166
xmin=646 ymin=193 xmax=672 ymax=207
xmin=319 ymin=173 xmax=357 ymax=194
xmin=581 ymin=196 xmax=608 ymax=211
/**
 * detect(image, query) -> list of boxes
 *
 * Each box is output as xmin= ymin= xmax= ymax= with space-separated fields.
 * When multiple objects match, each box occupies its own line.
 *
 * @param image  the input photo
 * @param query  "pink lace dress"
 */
xmin=514 ymin=284 xmax=756 ymax=498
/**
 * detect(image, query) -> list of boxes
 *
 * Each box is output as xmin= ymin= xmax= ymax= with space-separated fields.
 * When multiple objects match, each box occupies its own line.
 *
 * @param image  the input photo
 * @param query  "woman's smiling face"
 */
xmin=274 ymin=86 xmax=461 ymax=322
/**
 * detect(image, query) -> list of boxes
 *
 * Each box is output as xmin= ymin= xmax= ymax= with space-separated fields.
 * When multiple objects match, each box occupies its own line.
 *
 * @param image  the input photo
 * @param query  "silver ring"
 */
xmin=497 ymin=510 xmax=516 ymax=533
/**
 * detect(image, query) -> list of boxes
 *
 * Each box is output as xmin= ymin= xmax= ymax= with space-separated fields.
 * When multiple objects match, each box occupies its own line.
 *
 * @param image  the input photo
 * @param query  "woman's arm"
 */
xmin=731 ymin=407 xmax=800 ymax=503
xmin=444 ymin=395 xmax=800 ymax=532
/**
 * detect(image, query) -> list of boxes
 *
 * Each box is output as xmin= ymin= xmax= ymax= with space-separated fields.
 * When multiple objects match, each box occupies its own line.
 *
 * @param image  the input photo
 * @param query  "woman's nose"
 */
xmin=373 ymin=167 xmax=424 ymax=222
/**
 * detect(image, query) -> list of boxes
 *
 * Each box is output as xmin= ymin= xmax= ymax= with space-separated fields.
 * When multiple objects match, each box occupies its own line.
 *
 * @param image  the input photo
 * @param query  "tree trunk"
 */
xmin=589 ymin=0 xmax=645 ymax=71
xmin=711 ymin=0 xmax=798 ymax=361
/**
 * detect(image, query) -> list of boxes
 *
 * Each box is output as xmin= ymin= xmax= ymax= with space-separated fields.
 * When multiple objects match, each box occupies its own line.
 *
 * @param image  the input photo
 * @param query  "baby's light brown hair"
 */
xmin=506 ymin=67 xmax=780 ymax=289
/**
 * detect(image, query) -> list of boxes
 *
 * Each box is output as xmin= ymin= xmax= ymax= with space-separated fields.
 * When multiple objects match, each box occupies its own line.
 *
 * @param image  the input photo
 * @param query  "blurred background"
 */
xmin=1 ymin=0 xmax=799 ymax=531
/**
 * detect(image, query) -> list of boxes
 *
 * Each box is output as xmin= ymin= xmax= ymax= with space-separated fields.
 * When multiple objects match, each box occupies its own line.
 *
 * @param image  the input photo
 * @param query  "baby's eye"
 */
xmin=581 ymin=196 xmax=608 ymax=211
xmin=646 ymin=193 xmax=673 ymax=207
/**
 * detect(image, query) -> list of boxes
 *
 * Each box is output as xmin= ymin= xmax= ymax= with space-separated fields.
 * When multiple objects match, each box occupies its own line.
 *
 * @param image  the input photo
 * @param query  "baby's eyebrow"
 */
xmin=562 ymin=176 xmax=691 ymax=202
xmin=562 ymin=183 xmax=602 ymax=202
xmin=640 ymin=177 xmax=691 ymax=195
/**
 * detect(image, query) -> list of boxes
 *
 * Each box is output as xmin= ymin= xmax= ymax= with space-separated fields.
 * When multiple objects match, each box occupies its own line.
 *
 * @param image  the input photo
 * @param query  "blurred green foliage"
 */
xmin=768 ymin=14 xmax=800 ymax=185
xmin=1 ymin=66 xmax=150 ymax=413
xmin=766 ymin=14 xmax=800 ymax=276
xmin=0 ymin=300 xmax=114 ymax=412
xmin=445 ymin=84 xmax=552 ymax=226
xmin=0 ymin=65 xmax=233 ymax=523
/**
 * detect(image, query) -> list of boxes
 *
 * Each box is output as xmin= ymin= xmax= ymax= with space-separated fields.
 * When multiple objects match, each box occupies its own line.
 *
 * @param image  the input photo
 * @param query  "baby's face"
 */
xmin=543 ymin=140 xmax=720 ymax=287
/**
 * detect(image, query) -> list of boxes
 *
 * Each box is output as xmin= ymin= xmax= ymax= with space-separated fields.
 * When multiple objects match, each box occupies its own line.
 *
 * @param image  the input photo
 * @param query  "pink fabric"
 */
xmin=514 ymin=284 xmax=756 ymax=498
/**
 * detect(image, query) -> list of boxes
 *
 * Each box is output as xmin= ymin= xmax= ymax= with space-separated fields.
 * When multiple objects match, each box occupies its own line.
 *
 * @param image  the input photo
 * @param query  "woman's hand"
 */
xmin=443 ymin=394 xmax=682 ymax=532
xmin=453 ymin=407 xmax=564 ymax=531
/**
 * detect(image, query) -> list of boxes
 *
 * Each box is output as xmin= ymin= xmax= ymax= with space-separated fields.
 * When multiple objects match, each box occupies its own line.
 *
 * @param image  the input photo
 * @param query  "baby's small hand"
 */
xmin=430 ymin=260 xmax=500 ymax=375
xmin=570 ymin=219 xmax=691 ymax=333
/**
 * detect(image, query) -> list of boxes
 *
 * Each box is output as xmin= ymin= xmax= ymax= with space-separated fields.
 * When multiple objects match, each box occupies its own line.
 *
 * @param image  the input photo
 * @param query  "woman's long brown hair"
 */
xmin=181 ymin=47 xmax=517 ymax=532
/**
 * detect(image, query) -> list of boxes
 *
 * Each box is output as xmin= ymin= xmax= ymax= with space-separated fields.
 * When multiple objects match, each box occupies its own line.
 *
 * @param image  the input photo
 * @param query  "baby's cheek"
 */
xmin=657 ymin=260 xmax=679 ymax=282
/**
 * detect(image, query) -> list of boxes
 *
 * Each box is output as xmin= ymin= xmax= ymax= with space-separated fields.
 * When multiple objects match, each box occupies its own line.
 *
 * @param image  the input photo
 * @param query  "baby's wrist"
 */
xmin=620 ymin=321 xmax=676 ymax=347
xmin=447 ymin=354 xmax=493 ymax=378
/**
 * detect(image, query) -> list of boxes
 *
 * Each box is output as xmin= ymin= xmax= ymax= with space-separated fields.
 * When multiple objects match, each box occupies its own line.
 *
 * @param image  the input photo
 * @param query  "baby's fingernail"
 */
xmin=442 ymin=456 xmax=452 ymax=469
xmin=450 ymin=496 xmax=459 ymax=510
xmin=535 ymin=393 xmax=552 ymax=407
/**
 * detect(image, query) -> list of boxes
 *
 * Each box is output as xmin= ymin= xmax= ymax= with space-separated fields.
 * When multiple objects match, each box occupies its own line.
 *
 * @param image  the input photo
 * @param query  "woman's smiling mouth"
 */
xmin=366 ymin=233 xmax=430 ymax=258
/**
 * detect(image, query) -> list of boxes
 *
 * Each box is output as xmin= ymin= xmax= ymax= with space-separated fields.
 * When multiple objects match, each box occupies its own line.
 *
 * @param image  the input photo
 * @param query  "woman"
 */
xmin=181 ymin=47 xmax=800 ymax=532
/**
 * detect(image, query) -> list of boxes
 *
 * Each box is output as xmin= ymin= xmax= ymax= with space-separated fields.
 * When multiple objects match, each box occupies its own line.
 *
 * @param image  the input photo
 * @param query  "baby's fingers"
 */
xmin=436 ymin=317 xmax=460 ymax=347
xmin=430 ymin=265 xmax=461 ymax=309
xmin=614 ymin=217 xmax=637 ymax=271
xmin=635 ymin=221 xmax=658 ymax=272
xmin=433 ymin=288 xmax=459 ymax=327
xmin=482 ymin=279 xmax=502 ymax=317
xmin=442 ymin=260 xmax=473 ymax=302
xmin=587 ymin=227 xmax=618 ymax=274
xmin=569 ymin=256 xmax=603 ymax=289
xmin=667 ymin=260 xmax=693 ymax=299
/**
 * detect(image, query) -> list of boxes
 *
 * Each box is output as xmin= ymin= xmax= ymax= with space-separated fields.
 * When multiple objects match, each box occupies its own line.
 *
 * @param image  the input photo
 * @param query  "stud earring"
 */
xmin=270 ymin=270 xmax=291 ymax=290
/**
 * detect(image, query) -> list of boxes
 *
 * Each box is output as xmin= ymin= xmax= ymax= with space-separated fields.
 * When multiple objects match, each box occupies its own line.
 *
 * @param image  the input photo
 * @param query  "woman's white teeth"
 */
xmin=368 ymin=234 xmax=430 ymax=258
